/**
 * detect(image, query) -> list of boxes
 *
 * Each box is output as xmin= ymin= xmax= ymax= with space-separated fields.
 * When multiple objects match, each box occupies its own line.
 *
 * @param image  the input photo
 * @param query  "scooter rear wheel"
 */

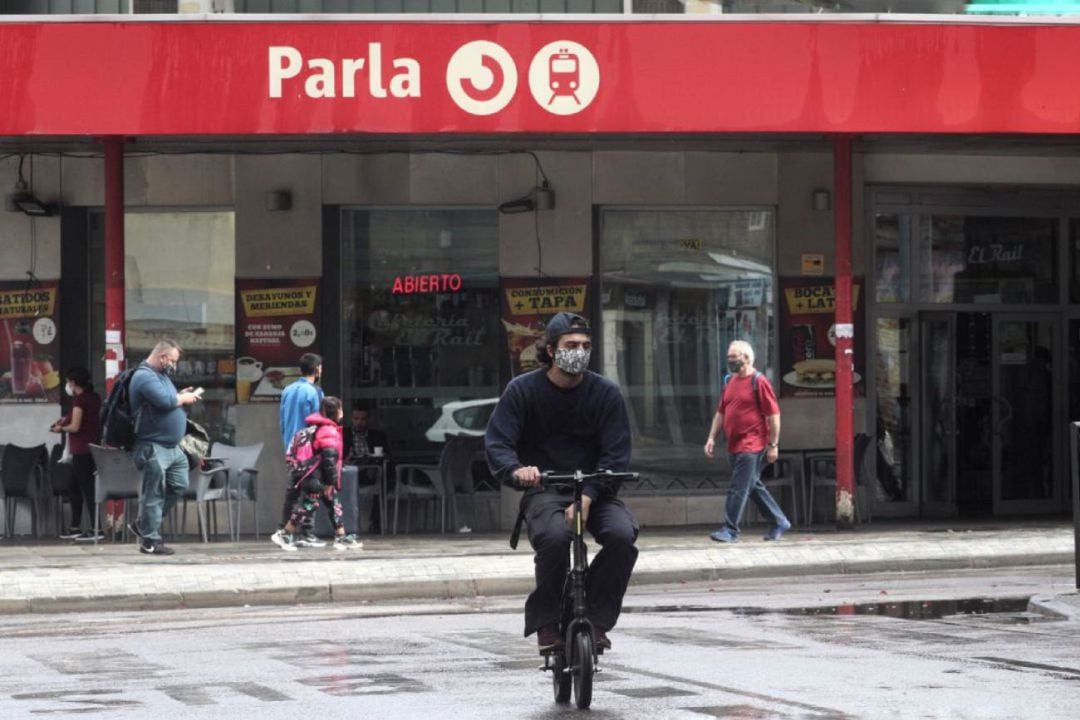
xmin=552 ymin=650 xmax=571 ymax=704
xmin=571 ymin=631 xmax=594 ymax=709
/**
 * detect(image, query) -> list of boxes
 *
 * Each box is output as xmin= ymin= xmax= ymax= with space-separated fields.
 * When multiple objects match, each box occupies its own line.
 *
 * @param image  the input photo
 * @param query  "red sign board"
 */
xmin=3 ymin=20 xmax=1080 ymax=135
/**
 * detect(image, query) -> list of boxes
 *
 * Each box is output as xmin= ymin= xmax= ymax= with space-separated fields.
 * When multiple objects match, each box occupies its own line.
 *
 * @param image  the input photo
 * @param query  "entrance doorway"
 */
xmin=920 ymin=312 xmax=1059 ymax=517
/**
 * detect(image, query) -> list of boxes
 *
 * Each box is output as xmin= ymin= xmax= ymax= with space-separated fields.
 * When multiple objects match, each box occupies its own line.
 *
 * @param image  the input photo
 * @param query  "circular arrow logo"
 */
xmin=446 ymin=41 xmax=518 ymax=116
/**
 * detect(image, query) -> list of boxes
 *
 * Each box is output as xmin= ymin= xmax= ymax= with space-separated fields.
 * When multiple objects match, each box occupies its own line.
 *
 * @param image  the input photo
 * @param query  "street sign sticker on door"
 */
xmin=801 ymin=253 xmax=825 ymax=275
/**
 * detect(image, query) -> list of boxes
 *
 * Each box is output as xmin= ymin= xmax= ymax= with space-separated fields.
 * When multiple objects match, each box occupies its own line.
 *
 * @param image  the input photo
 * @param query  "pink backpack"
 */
xmin=285 ymin=425 xmax=320 ymax=488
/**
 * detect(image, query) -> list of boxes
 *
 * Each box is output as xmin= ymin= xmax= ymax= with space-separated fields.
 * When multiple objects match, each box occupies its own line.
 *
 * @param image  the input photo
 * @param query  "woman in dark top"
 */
xmin=51 ymin=367 xmax=102 ymax=541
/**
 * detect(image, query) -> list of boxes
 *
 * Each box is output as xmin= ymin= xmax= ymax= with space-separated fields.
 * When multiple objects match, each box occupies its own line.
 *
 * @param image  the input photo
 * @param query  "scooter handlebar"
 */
xmin=538 ymin=469 xmax=638 ymax=487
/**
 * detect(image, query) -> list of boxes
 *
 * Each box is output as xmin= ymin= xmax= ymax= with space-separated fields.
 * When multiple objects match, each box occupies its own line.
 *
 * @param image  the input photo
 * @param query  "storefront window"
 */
xmin=874 ymin=213 xmax=910 ymax=303
xmin=124 ymin=211 xmax=236 ymax=442
xmin=341 ymin=209 xmax=501 ymax=460
xmin=874 ymin=317 xmax=912 ymax=504
xmin=599 ymin=208 xmax=775 ymax=492
xmin=1070 ymin=320 xmax=1080 ymax=425
xmin=1071 ymin=219 xmax=1080 ymax=304
xmin=919 ymin=215 xmax=1058 ymax=304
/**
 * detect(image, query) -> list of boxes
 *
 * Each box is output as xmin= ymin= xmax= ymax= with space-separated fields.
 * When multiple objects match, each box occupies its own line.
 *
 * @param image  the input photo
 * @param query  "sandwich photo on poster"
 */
xmin=778 ymin=277 xmax=865 ymax=398
xmin=0 ymin=281 xmax=60 ymax=403
xmin=500 ymin=278 xmax=588 ymax=376
xmin=236 ymin=279 xmax=320 ymax=403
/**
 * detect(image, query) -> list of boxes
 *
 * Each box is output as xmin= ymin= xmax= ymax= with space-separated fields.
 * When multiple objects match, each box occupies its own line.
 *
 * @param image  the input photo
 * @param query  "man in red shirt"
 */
xmin=703 ymin=340 xmax=790 ymax=542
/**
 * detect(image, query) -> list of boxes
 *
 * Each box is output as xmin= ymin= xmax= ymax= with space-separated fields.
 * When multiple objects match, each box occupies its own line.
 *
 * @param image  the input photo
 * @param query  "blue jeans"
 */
xmin=725 ymin=451 xmax=788 ymax=535
xmin=133 ymin=442 xmax=189 ymax=541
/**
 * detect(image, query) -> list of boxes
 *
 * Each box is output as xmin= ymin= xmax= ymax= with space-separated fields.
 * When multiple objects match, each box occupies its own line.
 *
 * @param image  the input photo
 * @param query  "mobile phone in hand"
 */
xmin=193 ymin=387 xmax=205 ymax=398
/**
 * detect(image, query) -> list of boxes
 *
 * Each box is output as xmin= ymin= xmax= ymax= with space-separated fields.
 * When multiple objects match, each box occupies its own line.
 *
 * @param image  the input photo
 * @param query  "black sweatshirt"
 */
xmin=484 ymin=368 xmax=632 ymax=501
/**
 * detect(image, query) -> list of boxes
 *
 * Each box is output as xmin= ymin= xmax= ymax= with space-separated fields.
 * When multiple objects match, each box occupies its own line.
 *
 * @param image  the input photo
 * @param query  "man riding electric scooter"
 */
xmin=485 ymin=312 xmax=638 ymax=653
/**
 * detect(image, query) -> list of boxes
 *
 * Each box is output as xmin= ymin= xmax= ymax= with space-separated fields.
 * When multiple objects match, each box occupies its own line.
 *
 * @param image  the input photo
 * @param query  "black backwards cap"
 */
xmin=544 ymin=312 xmax=591 ymax=345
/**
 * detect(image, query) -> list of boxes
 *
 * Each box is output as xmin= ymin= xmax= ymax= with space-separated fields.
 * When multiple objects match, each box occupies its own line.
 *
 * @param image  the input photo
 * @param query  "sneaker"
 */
xmin=59 ymin=527 xmax=83 ymax=540
xmin=709 ymin=527 xmax=739 ymax=543
xmin=271 ymin=529 xmax=298 ymax=552
xmin=332 ymin=534 xmax=363 ymax=551
xmin=295 ymin=533 xmax=326 ymax=548
xmin=457 ymin=525 xmax=472 ymax=534
xmin=763 ymin=519 xmax=792 ymax=541
xmin=537 ymin=624 xmax=564 ymax=651
xmin=139 ymin=540 xmax=175 ymax=556
xmin=593 ymin=627 xmax=612 ymax=651
xmin=74 ymin=530 xmax=106 ymax=542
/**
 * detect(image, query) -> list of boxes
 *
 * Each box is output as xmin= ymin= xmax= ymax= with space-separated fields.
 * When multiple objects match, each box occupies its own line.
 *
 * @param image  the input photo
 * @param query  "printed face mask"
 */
xmin=162 ymin=361 xmax=178 ymax=377
xmin=727 ymin=358 xmax=744 ymax=374
xmin=554 ymin=347 xmax=591 ymax=375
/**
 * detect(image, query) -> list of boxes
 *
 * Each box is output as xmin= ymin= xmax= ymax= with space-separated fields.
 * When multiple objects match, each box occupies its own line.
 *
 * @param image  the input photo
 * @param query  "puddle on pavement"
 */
xmin=776 ymin=596 xmax=1059 ymax=623
xmin=633 ymin=597 xmax=1061 ymax=624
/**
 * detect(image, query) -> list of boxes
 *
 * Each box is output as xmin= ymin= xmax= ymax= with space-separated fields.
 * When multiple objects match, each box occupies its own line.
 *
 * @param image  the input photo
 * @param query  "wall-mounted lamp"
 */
xmin=265 ymin=189 xmax=292 ymax=212
xmin=812 ymin=188 xmax=831 ymax=212
xmin=9 ymin=190 xmax=55 ymax=217
xmin=6 ymin=157 xmax=56 ymax=217
xmin=499 ymin=181 xmax=556 ymax=214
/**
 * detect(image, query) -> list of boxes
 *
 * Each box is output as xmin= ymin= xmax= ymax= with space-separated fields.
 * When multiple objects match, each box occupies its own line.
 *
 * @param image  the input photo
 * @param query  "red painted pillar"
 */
xmin=833 ymin=135 xmax=856 ymax=528
xmin=103 ymin=137 xmax=125 ymax=392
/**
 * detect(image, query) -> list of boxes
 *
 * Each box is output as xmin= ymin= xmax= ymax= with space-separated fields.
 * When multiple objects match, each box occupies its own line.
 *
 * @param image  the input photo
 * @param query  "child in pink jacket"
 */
xmin=272 ymin=396 xmax=362 ymax=552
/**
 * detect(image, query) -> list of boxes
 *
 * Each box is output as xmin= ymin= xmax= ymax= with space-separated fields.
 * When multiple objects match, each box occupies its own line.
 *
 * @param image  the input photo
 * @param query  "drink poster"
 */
xmin=235 ymin=279 xmax=320 ymax=403
xmin=500 ymin=278 xmax=588 ymax=376
xmin=0 ymin=281 xmax=60 ymax=403
xmin=778 ymin=277 xmax=865 ymax=398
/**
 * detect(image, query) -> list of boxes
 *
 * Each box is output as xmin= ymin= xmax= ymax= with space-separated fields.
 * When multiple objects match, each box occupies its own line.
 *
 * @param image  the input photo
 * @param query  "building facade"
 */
xmin=1 ymin=7 xmax=1078 ymax=533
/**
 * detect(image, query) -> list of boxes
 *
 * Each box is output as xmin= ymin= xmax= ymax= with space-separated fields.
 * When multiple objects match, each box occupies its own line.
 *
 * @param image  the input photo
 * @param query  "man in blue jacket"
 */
xmin=129 ymin=339 xmax=202 ymax=555
xmin=278 ymin=352 xmax=324 ymax=545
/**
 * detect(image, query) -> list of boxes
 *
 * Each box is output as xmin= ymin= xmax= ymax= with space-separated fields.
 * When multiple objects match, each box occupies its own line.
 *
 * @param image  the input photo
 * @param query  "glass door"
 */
xmin=920 ymin=313 xmax=958 ymax=516
xmin=992 ymin=314 xmax=1059 ymax=514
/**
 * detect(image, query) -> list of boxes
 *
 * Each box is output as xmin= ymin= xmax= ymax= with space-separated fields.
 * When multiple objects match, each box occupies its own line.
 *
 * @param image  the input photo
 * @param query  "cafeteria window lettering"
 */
xmin=342 ymin=209 xmax=501 ymax=458
xmin=919 ymin=215 xmax=1058 ymax=304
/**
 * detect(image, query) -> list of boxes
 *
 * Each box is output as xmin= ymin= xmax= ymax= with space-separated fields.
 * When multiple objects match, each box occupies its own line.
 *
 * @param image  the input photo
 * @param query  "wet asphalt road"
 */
xmin=0 ymin=567 xmax=1076 ymax=719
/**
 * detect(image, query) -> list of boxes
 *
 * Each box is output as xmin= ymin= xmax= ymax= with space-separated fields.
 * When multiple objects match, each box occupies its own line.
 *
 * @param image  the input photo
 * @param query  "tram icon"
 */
xmin=547 ymin=50 xmax=580 ymax=105
xmin=528 ymin=40 xmax=597 ymax=115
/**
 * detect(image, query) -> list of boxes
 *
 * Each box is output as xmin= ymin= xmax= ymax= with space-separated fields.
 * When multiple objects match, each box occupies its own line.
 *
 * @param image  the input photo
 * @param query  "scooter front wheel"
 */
xmin=571 ymin=631 xmax=594 ymax=710
xmin=552 ymin=650 xmax=571 ymax=704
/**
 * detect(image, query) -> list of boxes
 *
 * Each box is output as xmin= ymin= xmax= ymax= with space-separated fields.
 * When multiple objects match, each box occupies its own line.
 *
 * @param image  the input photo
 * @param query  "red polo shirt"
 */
xmin=718 ymin=373 xmax=780 ymax=454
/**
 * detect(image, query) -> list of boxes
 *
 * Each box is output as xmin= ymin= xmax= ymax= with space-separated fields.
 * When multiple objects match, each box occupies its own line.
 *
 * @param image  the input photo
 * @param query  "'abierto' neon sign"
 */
xmin=391 ymin=274 xmax=463 ymax=294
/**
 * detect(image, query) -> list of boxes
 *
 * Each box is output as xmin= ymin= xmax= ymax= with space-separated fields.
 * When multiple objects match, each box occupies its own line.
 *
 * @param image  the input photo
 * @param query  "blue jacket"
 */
xmin=279 ymin=377 xmax=324 ymax=450
xmin=129 ymin=361 xmax=187 ymax=447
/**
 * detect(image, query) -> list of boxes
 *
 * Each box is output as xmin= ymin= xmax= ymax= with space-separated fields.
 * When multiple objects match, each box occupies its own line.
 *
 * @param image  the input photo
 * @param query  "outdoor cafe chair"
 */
xmin=806 ymin=433 xmax=874 ymax=525
xmin=174 ymin=458 xmax=231 ymax=543
xmin=760 ymin=455 xmax=800 ymax=528
xmin=48 ymin=440 xmax=77 ymax=536
xmin=209 ymin=442 xmax=264 ymax=541
xmin=88 ymin=445 xmax=141 ymax=545
xmin=1 ymin=444 xmax=47 ymax=538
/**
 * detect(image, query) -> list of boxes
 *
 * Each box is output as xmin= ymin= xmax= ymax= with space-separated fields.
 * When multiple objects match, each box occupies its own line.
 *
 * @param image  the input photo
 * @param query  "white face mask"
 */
xmin=64 ymin=383 xmax=75 ymax=397
xmin=554 ymin=347 xmax=591 ymax=375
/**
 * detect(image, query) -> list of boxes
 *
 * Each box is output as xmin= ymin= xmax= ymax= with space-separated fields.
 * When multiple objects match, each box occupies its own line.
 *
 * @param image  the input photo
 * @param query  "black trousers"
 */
xmin=68 ymin=453 xmax=96 ymax=528
xmin=279 ymin=480 xmax=314 ymax=533
xmin=523 ymin=489 xmax=639 ymax=637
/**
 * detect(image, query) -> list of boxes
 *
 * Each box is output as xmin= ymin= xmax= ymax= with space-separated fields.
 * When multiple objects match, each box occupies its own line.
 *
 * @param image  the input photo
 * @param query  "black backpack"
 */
xmin=100 ymin=367 xmax=139 ymax=451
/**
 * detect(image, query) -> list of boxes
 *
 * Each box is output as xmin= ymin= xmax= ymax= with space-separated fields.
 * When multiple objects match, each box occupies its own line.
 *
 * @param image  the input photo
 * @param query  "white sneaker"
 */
xmin=271 ymin=529 xmax=298 ymax=552
xmin=457 ymin=525 xmax=472 ymax=534
xmin=333 ymin=534 xmax=363 ymax=551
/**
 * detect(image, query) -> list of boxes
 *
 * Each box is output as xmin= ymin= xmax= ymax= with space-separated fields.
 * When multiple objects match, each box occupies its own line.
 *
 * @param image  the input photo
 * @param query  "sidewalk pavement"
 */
xmin=0 ymin=520 xmax=1074 ymax=615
